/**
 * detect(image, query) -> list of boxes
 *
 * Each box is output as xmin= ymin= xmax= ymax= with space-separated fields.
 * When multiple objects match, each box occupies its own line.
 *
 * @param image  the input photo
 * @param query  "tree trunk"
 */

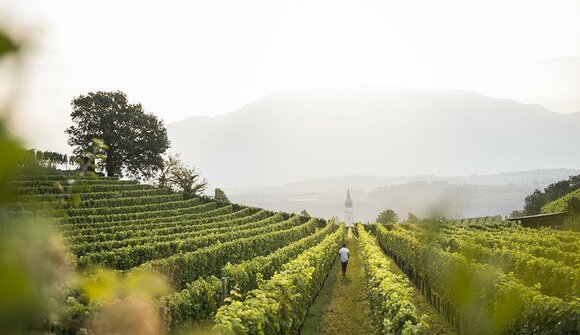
xmin=106 ymin=166 xmax=115 ymax=177
xmin=105 ymin=158 xmax=115 ymax=177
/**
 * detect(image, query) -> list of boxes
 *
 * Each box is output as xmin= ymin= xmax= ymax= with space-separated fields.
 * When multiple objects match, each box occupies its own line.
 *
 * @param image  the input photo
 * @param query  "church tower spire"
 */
xmin=344 ymin=189 xmax=354 ymax=227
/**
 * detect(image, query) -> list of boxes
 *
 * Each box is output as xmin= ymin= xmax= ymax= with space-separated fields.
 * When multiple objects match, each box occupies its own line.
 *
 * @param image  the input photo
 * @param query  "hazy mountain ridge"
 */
xmin=225 ymin=169 xmax=579 ymax=221
xmin=168 ymin=88 xmax=580 ymax=188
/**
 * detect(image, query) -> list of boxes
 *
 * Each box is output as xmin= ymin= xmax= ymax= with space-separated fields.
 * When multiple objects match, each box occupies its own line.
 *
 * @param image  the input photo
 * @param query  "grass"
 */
xmin=301 ymin=235 xmax=377 ymax=335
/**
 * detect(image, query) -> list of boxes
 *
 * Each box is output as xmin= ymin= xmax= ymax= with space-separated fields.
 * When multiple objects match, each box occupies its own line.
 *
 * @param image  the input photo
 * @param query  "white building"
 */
xmin=344 ymin=189 xmax=354 ymax=227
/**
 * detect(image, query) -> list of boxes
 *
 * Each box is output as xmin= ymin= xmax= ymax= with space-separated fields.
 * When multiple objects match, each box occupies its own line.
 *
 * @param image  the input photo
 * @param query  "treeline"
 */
xmin=512 ymin=174 xmax=580 ymax=216
xmin=20 ymin=149 xmax=77 ymax=170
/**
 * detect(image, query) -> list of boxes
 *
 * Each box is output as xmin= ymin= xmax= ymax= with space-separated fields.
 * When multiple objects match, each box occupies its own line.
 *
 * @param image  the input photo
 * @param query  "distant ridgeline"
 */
xmin=9 ymin=173 xmax=336 ymax=333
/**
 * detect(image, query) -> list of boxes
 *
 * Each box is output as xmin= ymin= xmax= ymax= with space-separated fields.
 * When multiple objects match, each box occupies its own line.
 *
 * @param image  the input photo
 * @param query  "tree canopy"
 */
xmin=66 ymin=91 xmax=170 ymax=178
xmin=376 ymin=209 xmax=399 ymax=224
xmin=521 ymin=174 xmax=580 ymax=215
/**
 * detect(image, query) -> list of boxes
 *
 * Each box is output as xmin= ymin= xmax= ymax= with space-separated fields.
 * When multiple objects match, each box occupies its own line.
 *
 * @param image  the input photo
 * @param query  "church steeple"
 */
xmin=345 ymin=188 xmax=353 ymax=208
xmin=344 ymin=189 xmax=354 ymax=227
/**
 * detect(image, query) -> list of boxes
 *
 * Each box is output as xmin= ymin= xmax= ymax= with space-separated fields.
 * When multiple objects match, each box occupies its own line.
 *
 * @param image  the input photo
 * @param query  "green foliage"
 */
xmin=437 ymin=226 xmax=580 ymax=299
xmin=518 ymin=174 xmax=580 ymax=215
xmin=136 ymin=217 xmax=322 ymax=289
xmin=0 ymin=31 xmax=19 ymax=56
xmin=523 ymin=189 xmax=545 ymax=215
xmin=375 ymin=224 xmax=580 ymax=334
xmin=63 ymin=208 xmax=259 ymax=243
xmin=10 ymin=171 xmax=335 ymax=332
xmin=356 ymin=225 xmax=428 ymax=334
xmin=162 ymin=224 xmax=336 ymax=331
xmin=542 ymin=188 xmax=580 ymax=213
xmin=159 ymin=154 xmax=208 ymax=198
xmin=77 ymin=212 xmax=293 ymax=270
xmin=160 ymin=276 xmax=222 ymax=331
xmin=406 ymin=212 xmax=420 ymax=223
xmin=213 ymin=225 xmax=345 ymax=335
xmin=66 ymin=91 xmax=170 ymax=178
xmin=376 ymin=209 xmax=399 ymax=224
xmin=215 ymin=187 xmax=230 ymax=203
xmin=223 ymin=223 xmax=336 ymax=295
xmin=508 ymin=210 xmax=525 ymax=218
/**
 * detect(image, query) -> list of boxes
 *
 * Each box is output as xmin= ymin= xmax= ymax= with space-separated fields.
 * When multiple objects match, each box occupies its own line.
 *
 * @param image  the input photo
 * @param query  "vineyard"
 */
xmin=8 ymin=174 xmax=580 ymax=334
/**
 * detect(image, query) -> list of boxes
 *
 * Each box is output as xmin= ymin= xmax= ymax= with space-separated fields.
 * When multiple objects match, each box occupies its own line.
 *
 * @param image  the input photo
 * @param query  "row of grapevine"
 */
xmin=71 ymin=211 xmax=283 ymax=255
xmin=15 ymin=182 xmax=148 ymax=195
xmin=77 ymin=213 xmax=297 ymax=269
xmin=356 ymin=224 xmax=428 ymax=334
xmin=66 ymin=196 xmax=202 ymax=217
xmin=161 ymin=223 xmax=337 ymax=331
xmin=70 ymin=193 xmax=183 ymax=209
xmin=63 ymin=207 xmax=260 ymax=242
xmin=64 ymin=199 xmax=216 ymax=224
xmin=375 ymin=224 xmax=580 ymax=335
xmin=441 ymin=225 xmax=580 ymax=251
xmin=223 ymin=222 xmax=337 ymax=295
xmin=213 ymin=225 xmax=345 ymax=335
xmin=67 ymin=209 xmax=264 ymax=248
xmin=136 ymin=217 xmax=324 ymax=289
xmin=436 ymin=230 xmax=580 ymax=299
xmin=60 ymin=203 xmax=235 ymax=233
xmin=439 ymin=225 xmax=580 ymax=266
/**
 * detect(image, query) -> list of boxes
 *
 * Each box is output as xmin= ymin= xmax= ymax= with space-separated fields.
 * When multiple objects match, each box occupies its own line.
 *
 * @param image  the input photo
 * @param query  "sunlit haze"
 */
xmin=1 ymin=0 xmax=579 ymax=153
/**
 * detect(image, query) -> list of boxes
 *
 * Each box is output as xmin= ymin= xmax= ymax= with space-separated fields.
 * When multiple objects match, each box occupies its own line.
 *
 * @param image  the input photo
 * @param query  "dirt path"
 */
xmin=301 ymin=235 xmax=377 ymax=335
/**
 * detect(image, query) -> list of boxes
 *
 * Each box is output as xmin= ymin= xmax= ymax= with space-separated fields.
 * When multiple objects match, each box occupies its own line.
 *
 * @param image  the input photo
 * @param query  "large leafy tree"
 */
xmin=66 ymin=91 xmax=170 ymax=178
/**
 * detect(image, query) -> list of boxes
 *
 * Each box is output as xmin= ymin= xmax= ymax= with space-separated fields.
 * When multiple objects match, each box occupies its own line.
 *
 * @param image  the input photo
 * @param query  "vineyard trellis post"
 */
xmin=221 ymin=277 xmax=228 ymax=303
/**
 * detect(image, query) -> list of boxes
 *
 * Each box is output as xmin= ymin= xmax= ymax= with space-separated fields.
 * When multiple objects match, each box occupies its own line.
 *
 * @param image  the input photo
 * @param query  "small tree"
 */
xmin=508 ymin=210 xmax=526 ymax=218
xmin=159 ymin=154 xmax=208 ymax=199
xmin=407 ymin=213 xmax=420 ymax=223
xmin=214 ymin=188 xmax=230 ymax=203
xmin=376 ymin=209 xmax=399 ymax=224
xmin=300 ymin=210 xmax=311 ymax=218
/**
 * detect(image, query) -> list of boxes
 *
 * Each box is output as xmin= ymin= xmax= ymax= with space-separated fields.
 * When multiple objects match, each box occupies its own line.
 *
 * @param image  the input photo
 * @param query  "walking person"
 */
xmin=338 ymin=243 xmax=350 ymax=276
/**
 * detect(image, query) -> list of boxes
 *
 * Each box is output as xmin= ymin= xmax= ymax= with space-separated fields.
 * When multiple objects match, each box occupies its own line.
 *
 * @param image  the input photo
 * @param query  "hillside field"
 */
xmin=8 ymin=173 xmax=580 ymax=335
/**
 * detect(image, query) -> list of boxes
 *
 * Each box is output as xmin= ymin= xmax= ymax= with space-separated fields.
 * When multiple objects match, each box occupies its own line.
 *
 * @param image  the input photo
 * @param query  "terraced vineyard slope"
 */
xmin=11 ymin=174 xmax=337 ymax=333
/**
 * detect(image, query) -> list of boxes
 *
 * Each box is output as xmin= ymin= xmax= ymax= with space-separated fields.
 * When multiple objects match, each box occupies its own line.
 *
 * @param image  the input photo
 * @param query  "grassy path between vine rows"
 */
xmin=301 ymin=234 xmax=377 ymax=335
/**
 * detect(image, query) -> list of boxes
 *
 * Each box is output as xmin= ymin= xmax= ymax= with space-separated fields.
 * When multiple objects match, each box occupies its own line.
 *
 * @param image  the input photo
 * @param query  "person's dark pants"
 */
xmin=341 ymin=261 xmax=348 ymax=275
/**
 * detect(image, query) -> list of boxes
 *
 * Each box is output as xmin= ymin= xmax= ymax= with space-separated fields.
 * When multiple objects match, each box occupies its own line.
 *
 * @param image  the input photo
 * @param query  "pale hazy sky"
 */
xmin=1 ymin=0 xmax=580 ymax=152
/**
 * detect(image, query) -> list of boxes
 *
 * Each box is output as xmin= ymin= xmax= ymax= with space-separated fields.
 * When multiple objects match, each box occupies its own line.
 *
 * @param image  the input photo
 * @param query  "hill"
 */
xmin=543 ymin=189 xmax=580 ymax=213
xmin=10 ymin=173 xmax=333 ymax=332
xmin=167 ymin=89 xmax=580 ymax=188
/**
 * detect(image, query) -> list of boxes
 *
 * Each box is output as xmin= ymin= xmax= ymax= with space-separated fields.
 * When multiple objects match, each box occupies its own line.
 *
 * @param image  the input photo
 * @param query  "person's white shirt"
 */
xmin=338 ymin=247 xmax=350 ymax=263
